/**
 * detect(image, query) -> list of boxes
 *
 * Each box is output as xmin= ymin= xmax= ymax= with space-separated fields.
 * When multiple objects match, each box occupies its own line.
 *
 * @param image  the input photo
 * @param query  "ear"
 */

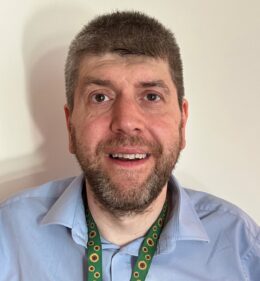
xmin=64 ymin=104 xmax=75 ymax=154
xmin=180 ymin=98 xmax=189 ymax=150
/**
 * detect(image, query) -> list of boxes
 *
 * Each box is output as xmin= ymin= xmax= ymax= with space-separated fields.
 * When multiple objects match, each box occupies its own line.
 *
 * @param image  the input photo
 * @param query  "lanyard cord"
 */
xmin=85 ymin=201 xmax=168 ymax=281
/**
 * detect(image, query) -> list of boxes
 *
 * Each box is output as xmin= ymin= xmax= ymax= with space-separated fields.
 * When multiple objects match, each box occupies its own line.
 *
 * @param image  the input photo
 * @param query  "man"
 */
xmin=0 ymin=11 xmax=259 ymax=281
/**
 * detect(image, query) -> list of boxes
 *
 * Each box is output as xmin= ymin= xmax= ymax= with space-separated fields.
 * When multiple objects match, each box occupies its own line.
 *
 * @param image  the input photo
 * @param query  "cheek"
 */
xmin=70 ymin=99 xmax=112 ymax=152
xmin=75 ymin=115 xmax=110 ymax=149
xmin=148 ymin=113 xmax=181 ymax=142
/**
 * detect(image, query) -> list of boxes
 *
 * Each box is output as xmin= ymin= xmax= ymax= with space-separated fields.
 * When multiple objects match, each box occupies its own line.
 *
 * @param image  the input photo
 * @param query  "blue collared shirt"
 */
xmin=0 ymin=174 xmax=259 ymax=280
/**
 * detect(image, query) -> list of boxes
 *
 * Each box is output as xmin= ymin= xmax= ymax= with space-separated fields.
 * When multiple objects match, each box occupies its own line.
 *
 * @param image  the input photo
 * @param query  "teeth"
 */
xmin=110 ymin=153 xmax=147 ymax=160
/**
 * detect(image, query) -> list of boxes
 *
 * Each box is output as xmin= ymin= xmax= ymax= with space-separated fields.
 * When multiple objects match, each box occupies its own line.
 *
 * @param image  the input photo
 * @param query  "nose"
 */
xmin=110 ymin=96 xmax=145 ymax=135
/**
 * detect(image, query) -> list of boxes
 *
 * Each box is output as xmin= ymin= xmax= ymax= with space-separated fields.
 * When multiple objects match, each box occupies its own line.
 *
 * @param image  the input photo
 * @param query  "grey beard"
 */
xmin=84 ymin=152 xmax=179 ymax=217
xmin=72 ymin=130 xmax=182 ymax=217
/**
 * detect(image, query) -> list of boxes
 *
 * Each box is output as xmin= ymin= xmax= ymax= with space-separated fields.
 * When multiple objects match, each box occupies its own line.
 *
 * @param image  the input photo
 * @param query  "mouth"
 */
xmin=109 ymin=153 xmax=149 ymax=161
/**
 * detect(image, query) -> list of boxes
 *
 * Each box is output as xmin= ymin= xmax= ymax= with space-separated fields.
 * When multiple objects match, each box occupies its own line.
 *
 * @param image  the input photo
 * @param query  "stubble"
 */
xmin=71 ymin=126 xmax=182 ymax=217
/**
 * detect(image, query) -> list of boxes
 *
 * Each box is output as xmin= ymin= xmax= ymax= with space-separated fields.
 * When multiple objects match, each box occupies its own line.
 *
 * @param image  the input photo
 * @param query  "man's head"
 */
xmin=64 ymin=11 xmax=188 ymax=216
xmin=65 ymin=11 xmax=184 ymax=111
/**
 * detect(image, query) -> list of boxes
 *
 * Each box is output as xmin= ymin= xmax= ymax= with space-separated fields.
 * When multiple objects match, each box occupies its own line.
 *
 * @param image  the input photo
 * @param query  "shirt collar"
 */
xmin=157 ymin=176 xmax=209 ymax=254
xmin=40 ymin=173 xmax=209 ymax=252
xmin=40 ymin=174 xmax=87 ymax=247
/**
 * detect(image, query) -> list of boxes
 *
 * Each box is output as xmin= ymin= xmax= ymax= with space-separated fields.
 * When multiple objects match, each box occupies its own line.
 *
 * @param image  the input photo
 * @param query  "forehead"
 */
xmin=77 ymin=53 xmax=172 ymax=82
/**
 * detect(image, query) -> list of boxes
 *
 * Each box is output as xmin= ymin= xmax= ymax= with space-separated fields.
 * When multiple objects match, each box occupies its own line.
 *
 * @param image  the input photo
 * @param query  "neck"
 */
xmin=86 ymin=184 xmax=168 ymax=247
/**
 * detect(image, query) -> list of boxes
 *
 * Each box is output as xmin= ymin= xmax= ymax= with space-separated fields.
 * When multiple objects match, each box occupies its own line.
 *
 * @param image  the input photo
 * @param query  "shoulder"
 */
xmin=0 ymin=176 xmax=79 ymax=279
xmin=185 ymin=188 xmax=259 ymax=235
xmin=1 ymin=176 xmax=75 ymax=206
xmin=184 ymin=188 xmax=260 ymax=278
xmin=0 ymin=176 xmax=76 ymax=223
xmin=184 ymin=187 xmax=260 ymax=252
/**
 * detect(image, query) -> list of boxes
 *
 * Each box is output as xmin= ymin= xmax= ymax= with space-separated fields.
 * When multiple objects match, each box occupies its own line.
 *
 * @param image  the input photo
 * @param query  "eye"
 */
xmin=144 ymin=93 xmax=161 ymax=102
xmin=91 ymin=93 xmax=110 ymax=103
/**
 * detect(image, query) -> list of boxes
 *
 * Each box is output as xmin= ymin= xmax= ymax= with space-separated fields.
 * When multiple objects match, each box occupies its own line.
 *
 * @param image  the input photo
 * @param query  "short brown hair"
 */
xmin=65 ymin=11 xmax=184 ymax=110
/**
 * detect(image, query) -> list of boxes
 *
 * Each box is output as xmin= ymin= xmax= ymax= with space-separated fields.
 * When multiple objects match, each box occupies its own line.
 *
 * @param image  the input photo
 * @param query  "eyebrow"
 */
xmin=138 ymin=80 xmax=167 ymax=87
xmin=137 ymin=80 xmax=170 ymax=94
xmin=82 ymin=77 xmax=113 ymax=87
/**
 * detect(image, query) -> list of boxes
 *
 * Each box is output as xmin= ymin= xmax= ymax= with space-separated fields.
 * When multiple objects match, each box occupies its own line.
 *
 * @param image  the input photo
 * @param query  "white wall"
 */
xmin=0 ymin=0 xmax=259 ymax=224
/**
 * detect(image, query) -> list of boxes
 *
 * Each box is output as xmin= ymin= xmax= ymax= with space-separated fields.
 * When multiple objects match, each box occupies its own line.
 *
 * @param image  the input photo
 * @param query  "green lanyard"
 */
xmin=85 ymin=201 xmax=168 ymax=281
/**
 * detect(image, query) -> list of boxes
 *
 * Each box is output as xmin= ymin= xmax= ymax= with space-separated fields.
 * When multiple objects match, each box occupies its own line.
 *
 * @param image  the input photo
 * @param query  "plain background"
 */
xmin=0 ymin=0 xmax=259 ymax=224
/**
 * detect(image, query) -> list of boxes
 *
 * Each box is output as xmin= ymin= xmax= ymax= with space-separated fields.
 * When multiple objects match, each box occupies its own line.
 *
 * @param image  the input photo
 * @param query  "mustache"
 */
xmin=96 ymin=135 xmax=163 ymax=156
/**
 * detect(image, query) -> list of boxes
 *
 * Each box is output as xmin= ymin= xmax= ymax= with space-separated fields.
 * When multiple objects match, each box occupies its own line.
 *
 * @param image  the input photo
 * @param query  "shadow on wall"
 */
xmin=0 ymin=5 xmax=93 ymax=201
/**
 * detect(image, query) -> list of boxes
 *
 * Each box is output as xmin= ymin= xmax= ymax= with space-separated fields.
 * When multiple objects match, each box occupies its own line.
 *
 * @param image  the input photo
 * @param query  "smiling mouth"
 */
xmin=109 ymin=153 xmax=149 ymax=160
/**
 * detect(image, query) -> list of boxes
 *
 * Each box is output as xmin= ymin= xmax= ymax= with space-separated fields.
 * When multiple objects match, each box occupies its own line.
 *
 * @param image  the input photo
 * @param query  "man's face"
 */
xmin=65 ymin=53 xmax=188 ymax=215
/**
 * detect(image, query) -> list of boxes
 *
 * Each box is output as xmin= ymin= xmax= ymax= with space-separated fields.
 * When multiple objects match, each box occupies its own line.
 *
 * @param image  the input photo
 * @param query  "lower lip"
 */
xmin=107 ymin=156 xmax=150 ymax=168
